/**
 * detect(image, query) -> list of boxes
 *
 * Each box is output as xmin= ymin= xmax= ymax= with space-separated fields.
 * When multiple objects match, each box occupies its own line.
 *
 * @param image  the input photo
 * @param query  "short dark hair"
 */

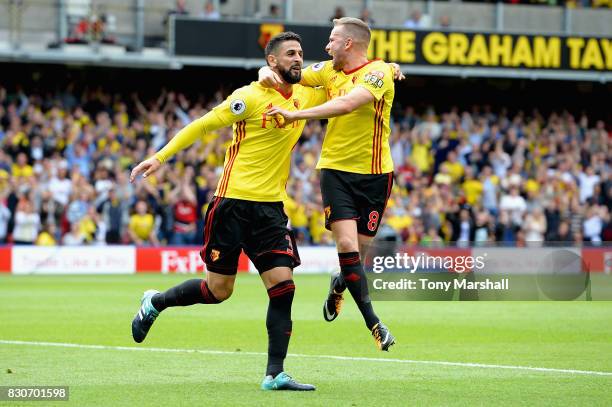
xmin=264 ymin=31 xmax=302 ymax=58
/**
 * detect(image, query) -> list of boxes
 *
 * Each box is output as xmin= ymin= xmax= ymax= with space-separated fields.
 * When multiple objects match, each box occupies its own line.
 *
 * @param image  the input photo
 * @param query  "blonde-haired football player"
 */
xmin=261 ymin=17 xmax=400 ymax=351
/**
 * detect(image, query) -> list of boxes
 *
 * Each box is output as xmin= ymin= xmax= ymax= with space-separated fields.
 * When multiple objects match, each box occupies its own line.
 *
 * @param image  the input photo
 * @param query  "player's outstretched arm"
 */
xmin=267 ymin=87 xmax=374 ymax=126
xmin=130 ymin=156 xmax=162 ymax=182
xmin=129 ymin=120 xmax=203 ymax=182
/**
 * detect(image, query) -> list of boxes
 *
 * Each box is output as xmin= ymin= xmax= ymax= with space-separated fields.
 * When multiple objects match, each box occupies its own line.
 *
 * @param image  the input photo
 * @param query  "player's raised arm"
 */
xmin=130 ymin=92 xmax=251 ymax=183
xmin=258 ymin=65 xmax=284 ymax=88
xmin=259 ymin=59 xmax=332 ymax=89
xmin=258 ymin=61 xmax=402 ymax=90
xmin=269 ymin=55 xmax=394 ymax=127
xmin=267 ymin=86 xmax=374 ymax=126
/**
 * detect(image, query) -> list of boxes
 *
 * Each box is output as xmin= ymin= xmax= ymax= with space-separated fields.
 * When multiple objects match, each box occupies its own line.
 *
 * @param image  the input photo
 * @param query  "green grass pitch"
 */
xmin=1 ymin=273 xmax=611 ymax=406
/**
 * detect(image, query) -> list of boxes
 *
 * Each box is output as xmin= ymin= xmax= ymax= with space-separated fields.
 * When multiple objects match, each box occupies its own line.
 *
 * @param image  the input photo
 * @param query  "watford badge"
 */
xmin=211 ymin=249 xmax=220 ymax=262
xmin=258 ymin=24 xmax=285 ymax=49
xmin=324 ymin=206 xmax=331 ymax=221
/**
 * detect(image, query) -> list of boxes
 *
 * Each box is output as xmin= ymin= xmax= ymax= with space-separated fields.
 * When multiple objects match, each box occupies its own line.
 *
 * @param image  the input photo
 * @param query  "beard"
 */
xmin=278 ymin=65 xmax=302 ymax=84
xmin=332 ymin=56 xmax=341 ymax=71
xmin=330 ymin=52 xmax=343 ymax=71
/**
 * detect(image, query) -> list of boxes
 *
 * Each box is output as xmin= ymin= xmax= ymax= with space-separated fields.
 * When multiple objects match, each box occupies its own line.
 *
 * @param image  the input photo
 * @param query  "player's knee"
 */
xmin=211 ymin=286 xmax=233 ymax=302
xmin=207 ymin=281 xmax=234 ymax=302
xmin=336 ymin=236 xmax=358 ymax=253
xmin=259 ymin=259 xmax=294 ymax=287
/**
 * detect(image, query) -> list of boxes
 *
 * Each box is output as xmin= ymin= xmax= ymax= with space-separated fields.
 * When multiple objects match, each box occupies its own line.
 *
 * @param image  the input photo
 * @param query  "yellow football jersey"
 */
xmin=302 ymin=59 xmax=395 ymax=175
xmin=129 ymin=214 xmax=155 ymax=240
xmin=155 ymin=82 xmax=326 ymax=202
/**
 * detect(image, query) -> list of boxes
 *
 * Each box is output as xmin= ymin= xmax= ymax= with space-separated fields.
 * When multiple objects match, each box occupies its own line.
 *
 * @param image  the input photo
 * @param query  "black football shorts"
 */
xmin=320 ymin=169 xmax=393 ymax=237
xmin=200 ymin=197 xmax=300 ymax=275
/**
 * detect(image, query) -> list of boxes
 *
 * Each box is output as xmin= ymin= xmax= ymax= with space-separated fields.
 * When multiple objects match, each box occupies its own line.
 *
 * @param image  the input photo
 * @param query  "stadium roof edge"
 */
xmin=0 ymin=48 xmax=609 ymax=83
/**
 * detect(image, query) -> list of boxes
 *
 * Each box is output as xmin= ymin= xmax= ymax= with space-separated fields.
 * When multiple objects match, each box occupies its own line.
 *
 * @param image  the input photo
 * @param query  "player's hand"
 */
xmin=266 ymin=106 xmax=297 ymax=127
xmin=258 ymin=66 xmax=282 ymax=88
xmin=130 ymin=157 xmax=161 ymax=183
xmin=389 ymin=63 xmax=405 ymax=81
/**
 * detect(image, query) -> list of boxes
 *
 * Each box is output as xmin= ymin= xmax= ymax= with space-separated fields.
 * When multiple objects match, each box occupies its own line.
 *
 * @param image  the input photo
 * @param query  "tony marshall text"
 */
xmin=373 ymin=278 xmax=509 ymax=291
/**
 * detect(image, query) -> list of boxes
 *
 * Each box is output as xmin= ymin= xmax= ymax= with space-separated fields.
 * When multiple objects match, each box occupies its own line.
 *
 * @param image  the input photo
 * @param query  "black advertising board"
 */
xmin=174 ymin=18 xmax=611 ymax=72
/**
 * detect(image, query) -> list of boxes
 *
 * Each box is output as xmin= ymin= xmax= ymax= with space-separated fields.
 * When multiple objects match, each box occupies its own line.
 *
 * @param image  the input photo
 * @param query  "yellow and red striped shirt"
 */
xmin=301 ymin=59 xmax=395 ymax=174
xmin=155 ymin=82 xmax=326 ymax=201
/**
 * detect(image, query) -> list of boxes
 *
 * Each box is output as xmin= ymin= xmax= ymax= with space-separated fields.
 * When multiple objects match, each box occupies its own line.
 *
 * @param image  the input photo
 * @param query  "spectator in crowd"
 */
xmin=442 ymin=151 xmax=464 ymax=184
xmin=164 ymin=0 xmax=189 ymax=27
xmin=200 ymin=1 xmax=221 ymax=20
xmin=67 ymin=190 xmax=91 ymax=228
xmin=375 ymin=212 xmax=400 ymax=243
xmin=93 ymin=165 xmax=114 ymax=207
xmin=549 ymin=220 xmax=573 ymax=242
xmin=404 ymin=10 xmax=422 ymax=29
xmin=462 ymin=166 xmax=483 ymax=206
xmin=330 ymin=6 xmax=345 ymax=22
xmin=12 ymin=197 xmax=40 ymax=244
xmin=12 ymin=152 xmax=33 ymax=180
xmin=0 ymin=189 xmax=10 ymax=243
xmin=36 ymin=223 xmax=57 ymax=246
xmin=438 ymin=15 xmax=451 ymax=29
xmin=38 ymin=190 xmax=63 ymax=228
xmin=285 ymin=187 xmax=310 ymax=244
xmin=98 ymin=187 xmax=128 ymax=244
xmin=583 ymin=204 xmax=605 ymax=243
xmin=359 ymin=8 xmax=375 ymax=25
xmin=451 ymin=208 xmax=474 ymax=246
xmin=490 ymin=142 xmax=512 ymax=178
xmin=128 ymin=200 xmax=159 ymax=246
xmin=473 ymin=210 xmax=492 ymax=245
xmin=63 ymin=221 xmax=86 ymax=246
xmin=266 ymin=4 xmax=282 ymax=20
xmin=66 ymin=142 xmax=93 ymax=179
xmin=578 ymin=166 xmax=600 ymax=203
xmin=81 ymin=206 xmax=103 ymax=244
xmin=500 ymin=186 xmax=527 ymax=227
xmin=48 ymin=165 xmax=72 ymax=208
xmin=421 ymin=226 xmax=444 ymax=247
xmin=168 ymin=170 xmax=198 ymax=245
xmin=524 ymin=207 xmax=547 ymax=242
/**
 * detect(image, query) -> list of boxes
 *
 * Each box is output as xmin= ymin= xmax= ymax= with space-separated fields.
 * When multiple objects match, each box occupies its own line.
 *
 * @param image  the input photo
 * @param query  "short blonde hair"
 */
xmin=332 ymin=17 xmax=371 ymax=48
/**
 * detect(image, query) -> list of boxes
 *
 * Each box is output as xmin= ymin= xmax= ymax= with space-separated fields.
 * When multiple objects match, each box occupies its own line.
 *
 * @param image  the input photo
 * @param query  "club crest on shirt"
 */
xmin=311 ymin=61 xmax=325 ymax=71
xmin=230 ymin=99 xmax=246 ymax=115
xmin=364 ymin=71 xmax=385 ymax=88
xmin=293 ymin=99 xmax=300 ymax=109
xmin=324 ymin=206 xmax=331 ymax=221
xmin=211 ymin=249 xmax=220 ymax=262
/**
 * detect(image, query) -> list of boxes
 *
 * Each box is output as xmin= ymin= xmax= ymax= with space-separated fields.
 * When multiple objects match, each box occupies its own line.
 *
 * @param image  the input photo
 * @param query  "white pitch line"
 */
xmin=1 ymin=339 xmax=611 ymax=377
